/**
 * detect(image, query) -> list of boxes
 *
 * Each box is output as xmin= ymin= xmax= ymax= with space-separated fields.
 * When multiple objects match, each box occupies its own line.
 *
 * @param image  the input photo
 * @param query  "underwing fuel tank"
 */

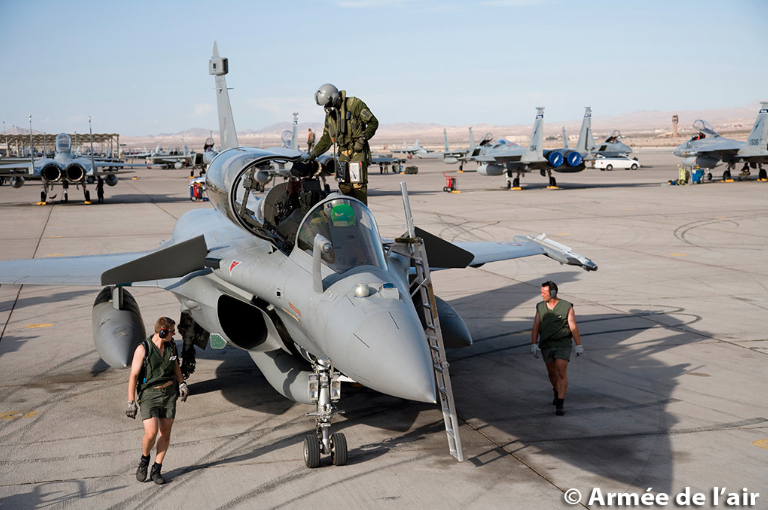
xmin=477 ymin=163 xmax=505 ymax=176
xmin=92 ymin=286 xmax=146 ymax=368
xmin=682 ymin=156 xmax=721 ymax=169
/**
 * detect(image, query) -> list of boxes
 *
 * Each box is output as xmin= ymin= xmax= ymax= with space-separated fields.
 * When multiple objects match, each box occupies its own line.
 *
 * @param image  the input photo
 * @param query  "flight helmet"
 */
xmin=315 ymin=84 xmax=340 ymax=108
xmin=329 ymin=202 xmax=355 ymax=226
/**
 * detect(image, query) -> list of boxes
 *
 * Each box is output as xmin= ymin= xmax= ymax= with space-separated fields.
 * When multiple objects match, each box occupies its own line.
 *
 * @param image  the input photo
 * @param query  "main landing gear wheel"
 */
xmin=84 ymin=190 xmax=91 ymax=202
xmin=549 ymin=176 xmax=557 ymax=187
xmin=304 ymin=435 xmax=321 ymax=468
xmin=759 ymin=168 xmax=767 ymax=180
xmin=707 ymin=172 xmax=713 ymax=181
xmin=40 ymin=191 xmax=46 ymax=203
xmin=504 ymin=180 xmax=511 ymax=189
xmin=330 ymin=432 xmax=347 ymax=466
xmin=513 ymin=177 xmax=520 ymax=188
xmin=723 ymin=170 xmax=731 ymax=181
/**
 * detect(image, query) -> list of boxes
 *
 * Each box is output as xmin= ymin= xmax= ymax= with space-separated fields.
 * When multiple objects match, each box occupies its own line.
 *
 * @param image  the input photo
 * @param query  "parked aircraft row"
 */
xmin=439 ymin=107 xmax=632 ymax=188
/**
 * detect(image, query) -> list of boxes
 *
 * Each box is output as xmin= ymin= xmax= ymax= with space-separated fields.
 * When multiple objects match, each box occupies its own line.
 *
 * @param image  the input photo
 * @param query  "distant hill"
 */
xmin=115 ymin=100 xmax=763 ymax=150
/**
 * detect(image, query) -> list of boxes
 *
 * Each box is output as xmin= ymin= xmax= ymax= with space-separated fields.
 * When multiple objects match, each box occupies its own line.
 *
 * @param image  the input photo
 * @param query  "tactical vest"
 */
xmin=536 ymin=299 xmax=573 ymax=347
xmin=138 ymin=337 xmax=177 ymax=393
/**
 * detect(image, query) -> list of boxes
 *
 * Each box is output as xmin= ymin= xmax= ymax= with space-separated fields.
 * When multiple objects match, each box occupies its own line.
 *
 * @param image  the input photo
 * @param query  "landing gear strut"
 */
xmin=304 ymin=359 xmax=346 ymax=468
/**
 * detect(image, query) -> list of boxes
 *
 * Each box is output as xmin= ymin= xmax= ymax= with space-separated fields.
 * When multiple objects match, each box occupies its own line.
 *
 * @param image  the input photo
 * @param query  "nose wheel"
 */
xmin=304 ymin=359 xmax=346 ymax=468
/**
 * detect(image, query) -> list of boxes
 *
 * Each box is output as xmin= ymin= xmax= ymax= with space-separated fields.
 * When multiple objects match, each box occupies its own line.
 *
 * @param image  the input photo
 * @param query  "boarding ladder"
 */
xmin=391 ymin=183 xmax=464 ymax=462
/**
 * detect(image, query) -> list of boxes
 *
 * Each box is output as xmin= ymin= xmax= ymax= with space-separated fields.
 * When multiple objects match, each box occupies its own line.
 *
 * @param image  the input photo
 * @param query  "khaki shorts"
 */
xmin=541 ymin=344 xmax=572 ymax=363
xmin=140 ymin=384 xmax=178 ymax=420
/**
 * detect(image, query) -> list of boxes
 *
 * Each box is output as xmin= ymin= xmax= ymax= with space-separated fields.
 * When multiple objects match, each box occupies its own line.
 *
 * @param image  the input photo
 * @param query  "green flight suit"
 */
xmin=310 ymin=91 xmax=379 ymax=205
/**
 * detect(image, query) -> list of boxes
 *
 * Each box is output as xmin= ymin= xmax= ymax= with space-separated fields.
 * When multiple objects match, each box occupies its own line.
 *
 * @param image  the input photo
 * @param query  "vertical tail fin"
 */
xmin=562 ymin=127 xmax=569 ymax=149
xmin=443 ymin=129 xmax=450 ymax=151
xmin=738 ymin=101 xmax=768 ymax=157
xmin=575 ymin=107 xmax=594 ymax=154
xmin=209 ymin=41 xmax=238 ymax=150
xmin=403 ymin=139 xmax=408 ymax=150
xmin=290 ymin=112 xmax=299 ymax=151
xmin=523 ymin=107 xmax=545 ymax=162
xmin=468 ymin=127 xmax=476 ymax=150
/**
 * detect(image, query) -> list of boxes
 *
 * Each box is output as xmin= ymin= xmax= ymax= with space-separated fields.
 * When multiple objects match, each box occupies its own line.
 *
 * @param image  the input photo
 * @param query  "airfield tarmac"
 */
xmin=0 ymin=152 xmax=766 ymax=509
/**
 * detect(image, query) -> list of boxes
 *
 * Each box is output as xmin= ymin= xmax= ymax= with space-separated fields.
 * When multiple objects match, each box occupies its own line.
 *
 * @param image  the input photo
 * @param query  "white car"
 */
xmin=593 ymin=155 xmax=641 ymax=171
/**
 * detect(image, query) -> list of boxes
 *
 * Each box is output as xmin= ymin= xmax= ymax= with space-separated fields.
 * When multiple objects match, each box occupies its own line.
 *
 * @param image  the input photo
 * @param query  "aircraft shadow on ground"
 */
xmin=442 ymin=276 xmax=720 ymax=494
xmin=0 ymin=480 xmax=124 ymax=509
xmin=125 ymin=271 xmax=714 ymax=486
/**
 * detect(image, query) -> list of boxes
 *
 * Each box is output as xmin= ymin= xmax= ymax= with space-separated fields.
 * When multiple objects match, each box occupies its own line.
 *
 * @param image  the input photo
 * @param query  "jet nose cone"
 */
xmin=347 ymin=308 xmax=437 ymax=403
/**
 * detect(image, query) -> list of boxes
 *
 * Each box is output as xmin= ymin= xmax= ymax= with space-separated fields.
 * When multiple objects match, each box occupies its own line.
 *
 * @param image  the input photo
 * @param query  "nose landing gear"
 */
xmin=304 ymin=359 xmax=346 ymax=468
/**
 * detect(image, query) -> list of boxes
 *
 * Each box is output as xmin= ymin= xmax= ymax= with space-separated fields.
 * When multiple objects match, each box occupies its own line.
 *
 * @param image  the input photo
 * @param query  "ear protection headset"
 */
xmin=542 ymin=281 xmax=558 ymax=299
xmin=158 ymin=317 xmax=173 ymax=339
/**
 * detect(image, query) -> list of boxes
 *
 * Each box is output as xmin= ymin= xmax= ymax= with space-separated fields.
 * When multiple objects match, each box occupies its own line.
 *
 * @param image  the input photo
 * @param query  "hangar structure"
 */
xmin=1 ymin=133 xmax=121 ymax=158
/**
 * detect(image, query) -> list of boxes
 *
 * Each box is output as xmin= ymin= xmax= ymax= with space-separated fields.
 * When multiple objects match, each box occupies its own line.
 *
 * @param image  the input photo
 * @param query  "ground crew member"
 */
xmin=126 ymin=317 xmax=189 ymax=484
xmin=304 ymin=83 xmax=378 ymax=205
xmin=307 ymin=128 xmax=316 ymax=152
xmin=530 ymin=281 xmax=583 ymax=416
xmin=96 ymin=176 xmax=104 ymax=204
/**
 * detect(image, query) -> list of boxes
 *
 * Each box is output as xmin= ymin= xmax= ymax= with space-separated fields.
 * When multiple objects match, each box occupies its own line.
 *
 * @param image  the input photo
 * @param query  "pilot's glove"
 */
xmin=353 ymin=137 xmax=366 ymax=153
xmin=126 ymin=400 xmax=138 ymax=419
xmin=301 ymin=152 xmax=316 ymax=163
xmin=531 ymin=344 xmax=541 ymax=358
xmin=575 ymin=345 xmax=584 ymax=357
xmin=179 ymin=382 xmax=189 ymax=402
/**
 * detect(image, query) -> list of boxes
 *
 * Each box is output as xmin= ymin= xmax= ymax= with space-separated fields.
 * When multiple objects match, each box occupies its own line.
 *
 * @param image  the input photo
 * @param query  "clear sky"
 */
xmin=2 ymin=0 xmax=766 ymax=136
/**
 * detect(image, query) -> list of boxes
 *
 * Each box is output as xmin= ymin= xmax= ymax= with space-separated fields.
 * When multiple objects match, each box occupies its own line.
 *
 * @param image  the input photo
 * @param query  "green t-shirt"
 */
xmin=536 ymin=299 xmax=573 ymax=348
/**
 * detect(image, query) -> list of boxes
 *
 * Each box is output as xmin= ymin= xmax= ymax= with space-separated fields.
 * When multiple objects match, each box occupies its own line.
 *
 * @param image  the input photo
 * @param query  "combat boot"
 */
xmin=136 ymin=454 xmax=150 ymax=482
xmin=555 ymin=398 xmax=565 ymax=416
xmin=150 ymin=462 xmax=166 ymax=485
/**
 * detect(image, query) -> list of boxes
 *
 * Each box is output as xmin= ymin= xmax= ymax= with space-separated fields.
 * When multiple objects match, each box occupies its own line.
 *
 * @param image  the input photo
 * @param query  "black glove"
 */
xmin=126 ymin=400 xmax=138 ymax=419
xmin=301 ymin=152 xmax=315 ymax=163
xmin=353 ymin=137 xmax=366 ymax=153
xmin=179 ymin=382 xmax=189 ymax=402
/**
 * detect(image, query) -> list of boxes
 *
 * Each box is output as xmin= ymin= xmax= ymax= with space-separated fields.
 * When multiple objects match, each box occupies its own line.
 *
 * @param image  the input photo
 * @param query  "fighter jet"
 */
xmin=442 ymin=128 xmax=483 ymax=171
xmin=672 ymin=102 xmax=768 ymax=181
xmin=391 ymin=139 xmax=434 ymax=158
xmin=145 ymin=144 xmax=197 ymax=169
xmin=0 ymin=42 xmax=598 ymax=467
xmin=0 ymin=118 xmax=142 ymax=203
xmin=465 ymin=107 xmax=587 ymax=188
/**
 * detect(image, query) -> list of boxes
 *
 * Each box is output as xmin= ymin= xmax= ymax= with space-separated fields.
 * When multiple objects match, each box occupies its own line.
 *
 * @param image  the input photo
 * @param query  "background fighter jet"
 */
xmin=0 ymin=42 xmax=597 ymax=468
xmin=442 ymin=127 xmax=482 ymax=171
xmin=468 ymin=107 xmax=588 ymax=188
xmin=672 ymin=102 xmax=768 ymax=181
xmin=391 ymin=139 xmax=433 ymax=158
xmin=0 ymin=118 xmax=142 ymax=203
xmin=145 ymin=144 xmax=197 ymax=169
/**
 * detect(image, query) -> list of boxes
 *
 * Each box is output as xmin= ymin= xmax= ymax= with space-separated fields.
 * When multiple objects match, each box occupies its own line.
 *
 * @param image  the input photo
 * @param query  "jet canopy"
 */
xmin=281 ymin=130 xmax=293 ymax=149
xmin=203 ymin=137 xmax=215 ymax=151
xmin=692 ymin=119 xmax=719 ymax=138
xmin=605 ymin=130 xmax=622 ymax=143
xmin=55 ymin=133 xmax=71 ymax=154
xmin=296 ymin=198 xmax=387 ymax=274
